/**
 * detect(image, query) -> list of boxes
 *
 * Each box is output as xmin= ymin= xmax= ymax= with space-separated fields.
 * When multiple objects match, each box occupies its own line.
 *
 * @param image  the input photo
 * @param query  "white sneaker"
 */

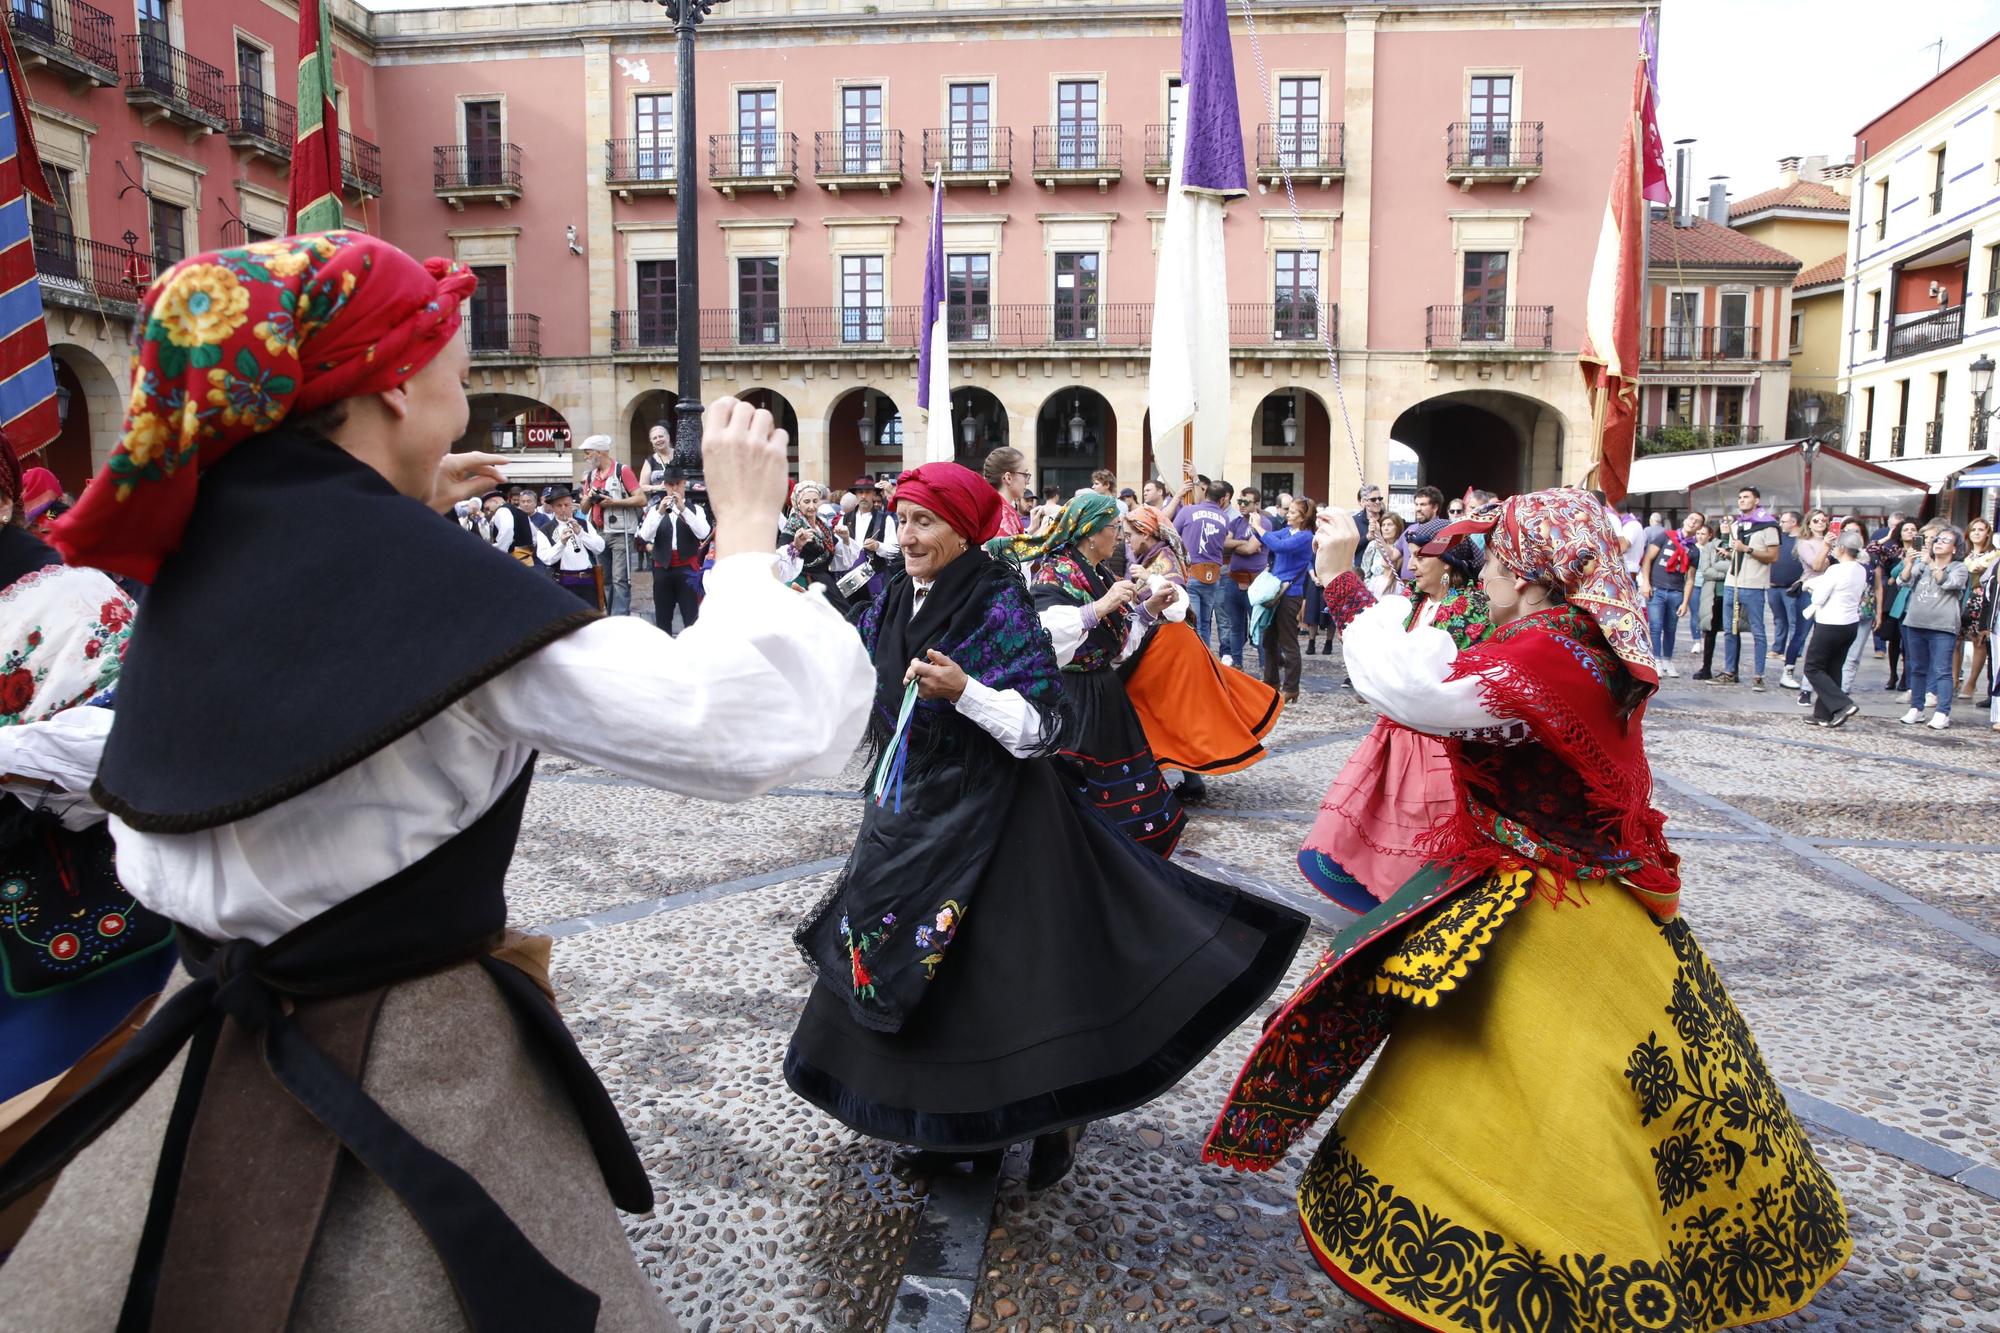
xmin=1900 ymin=708 xmax=1924 ymax=725
xmin=1779 ymin=671 xmax=1800 ymax=690
xmin=1220 ymin=654 xmax=1234 ymax=668
xmin=1663 ymin=661 xmax=1680 ymax=678
xmin=1927 ymin=712 xmax=1951 ymax=730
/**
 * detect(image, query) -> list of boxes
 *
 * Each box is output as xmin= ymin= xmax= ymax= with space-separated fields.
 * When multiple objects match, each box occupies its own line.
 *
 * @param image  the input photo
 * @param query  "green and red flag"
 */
xmin=288 ymin=0 xmax=343 ymax=233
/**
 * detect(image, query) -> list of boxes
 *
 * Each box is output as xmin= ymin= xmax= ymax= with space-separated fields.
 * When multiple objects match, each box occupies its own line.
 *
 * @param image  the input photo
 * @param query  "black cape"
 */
xmin=92 ymin=430 xmax=599 ymax=832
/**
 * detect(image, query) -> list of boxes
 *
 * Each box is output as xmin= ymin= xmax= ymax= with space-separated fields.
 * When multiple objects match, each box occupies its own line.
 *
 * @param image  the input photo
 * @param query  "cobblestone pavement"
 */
xmin=512 ymin=620 xmax=1999 ymax=1332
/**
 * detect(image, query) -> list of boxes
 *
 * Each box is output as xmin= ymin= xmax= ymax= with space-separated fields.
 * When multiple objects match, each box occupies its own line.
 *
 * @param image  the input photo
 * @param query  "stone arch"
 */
xmin=1034 ymin=386 xmax=1116 ymax=499
xmin=952 ymin=387 xmax=1010 ymax=472
xmin=825 ymin=386 xmax=908 ymax=485
xmin=1389 ymin=389 xmax=1569 ymax=500
xmin=45 ymin=343 xmax=122 ymax=490
xmin=730 ymin=388 xmax=802 ymax=478
xmin=621 ymin=387 xmax=680 ymax=467
xmin=1249 ymin=386 xmax=1333 ymax=506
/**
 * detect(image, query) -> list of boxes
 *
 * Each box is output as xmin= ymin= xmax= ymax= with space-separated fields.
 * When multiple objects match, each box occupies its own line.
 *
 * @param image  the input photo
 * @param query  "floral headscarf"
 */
xmin=1483 ymin=487 xmax=1657 ymax=688
xmin=1123 ymin=503 xmax=1189 ymax=567
xmin=51 ymin=231 xmax=477 ymax=583
xmin=991 ymin=491 xmax=1120 ymax=563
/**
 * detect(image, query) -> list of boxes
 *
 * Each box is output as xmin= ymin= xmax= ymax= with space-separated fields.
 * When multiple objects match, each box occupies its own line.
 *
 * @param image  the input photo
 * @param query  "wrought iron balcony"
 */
xmin=1644 ymin=325 xmax=1761 ymax=362
xmin=1256 ymin=122 xmax=1345 ymax=185
xmin=813 ymin=129 xmax=903 ymax=193
xmin=29 ymin=225 xmax=147 ymax=316
xmin=607 ymin=138 xmax=677 ymax=196
xmin=1031 ymin=125 xmax=1123 ymax=189
xmin=1143 ymin=125 xmax=1173 ymax=184
xmin=123 ymin=32 xmax=226 ymax=133
xmin=1988 ymin=289 xmax=2000 ymax=319
xmin=1885 ymin=304 xmax=1963 ymax=361
xmin=708 ymin=131 xmax=799 ymax=196
xmin=342 ymin=131 xmax=382 ymax=196
xmin=1425 ymin=305 xmax=1555 ymax=352
xmin=1638 ymin=425 xmax=1765 ymax=454
xmin=1445 ymin=120 xmax=1543 ymax=190
xmin=920 ymin=127 xmax=1012 ymax=190
xmin=1924 ymin=420 xmax=1943 ymax=454
xmin=1856 ymin=429 xmax=1870 ymax=456
xmin=7 ymin=0 xmax=118 ymax=87
xmin=433 ymin=143 xmax=523 ymax=209
xmin=1230 ymin=299 xmax=1336 ymax=346
xmin=1889 ymin=425 xmax=1906 ymax=457
xmin=467 ymin=312 xmax=540 ymax=360
xmin=225 ymin=85 xmax=294 ymax=162
xmin=1931 ymin=187 xmax=1944 ymax=215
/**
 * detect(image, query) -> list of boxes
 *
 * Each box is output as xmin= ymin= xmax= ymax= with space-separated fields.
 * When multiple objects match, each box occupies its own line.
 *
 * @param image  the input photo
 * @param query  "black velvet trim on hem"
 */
xmin=91 ymin=606 xmax=599 ymax=834
xmin=782 ymin=891 xmax=1307 ymax=1152
xmin=1152 ymin=740 xmax=1270 ymax=776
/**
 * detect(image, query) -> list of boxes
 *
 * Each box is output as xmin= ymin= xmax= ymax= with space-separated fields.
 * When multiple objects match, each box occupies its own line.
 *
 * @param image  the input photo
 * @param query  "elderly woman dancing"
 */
xmin=1205 ymin=488 xmax=1850 ymax=1331
xmin=786 ymin=464 xmax=1305 ymax=1191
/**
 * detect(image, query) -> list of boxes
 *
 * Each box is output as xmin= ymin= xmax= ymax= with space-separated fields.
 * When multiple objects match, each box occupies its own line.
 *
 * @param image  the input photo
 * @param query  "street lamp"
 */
xmin=960 ymin=412 xmax=977 ymax=449
xmin=858 ymin=393 xmax=876 ymax=449
xmin=1971 ymin=353 xmax=1996 ymax=450
xmin=1282 ymin=395 xmax=1299 ymax=448
xmin=489 ymin=418 xmax=510 ymax=452
xmin=1067 ymin=400 xmax=1085 ymax=449
xmin=1798 ymin=396 xmax=1823 ymax=509
xmin=650 ymin=0 xmax=729 ymax=482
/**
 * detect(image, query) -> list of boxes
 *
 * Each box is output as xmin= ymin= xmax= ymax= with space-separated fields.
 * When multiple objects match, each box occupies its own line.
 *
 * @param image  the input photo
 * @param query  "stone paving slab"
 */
xmin=1827 ymin=848 xmax=2000 ymax=940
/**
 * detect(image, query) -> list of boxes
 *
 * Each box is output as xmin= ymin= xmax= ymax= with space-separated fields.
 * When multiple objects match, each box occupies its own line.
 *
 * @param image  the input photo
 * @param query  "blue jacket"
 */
xmin=1263 ymin=525 xmax=1315 ymax=597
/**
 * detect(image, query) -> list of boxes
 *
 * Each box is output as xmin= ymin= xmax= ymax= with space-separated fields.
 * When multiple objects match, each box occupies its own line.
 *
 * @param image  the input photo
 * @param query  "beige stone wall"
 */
xmin=43 ymin=311 xmax=135 ymax=472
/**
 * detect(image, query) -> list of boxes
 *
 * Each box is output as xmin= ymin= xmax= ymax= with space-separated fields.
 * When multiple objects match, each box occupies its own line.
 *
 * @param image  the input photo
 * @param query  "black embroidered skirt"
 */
xmin=1051 ymin=665 xmax=1184 ymax=858
xmin=784 ymin=758 xmax=1306 ymax=1152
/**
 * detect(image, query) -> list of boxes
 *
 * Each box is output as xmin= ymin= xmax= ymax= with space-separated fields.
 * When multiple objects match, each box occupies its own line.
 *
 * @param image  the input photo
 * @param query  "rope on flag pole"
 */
xmin=1237 ymin=0 xmax=1367 ymax=489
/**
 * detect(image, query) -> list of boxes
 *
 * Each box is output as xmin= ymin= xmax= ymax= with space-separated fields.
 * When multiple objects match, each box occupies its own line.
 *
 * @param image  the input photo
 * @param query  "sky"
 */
xmin=356 ymin=0 xmax=2000 ymax=202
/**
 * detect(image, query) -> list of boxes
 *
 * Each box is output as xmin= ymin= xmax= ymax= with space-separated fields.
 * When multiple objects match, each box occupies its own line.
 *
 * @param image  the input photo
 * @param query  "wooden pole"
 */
xmin=1182 ymin=421 xmax=1196 ymax=501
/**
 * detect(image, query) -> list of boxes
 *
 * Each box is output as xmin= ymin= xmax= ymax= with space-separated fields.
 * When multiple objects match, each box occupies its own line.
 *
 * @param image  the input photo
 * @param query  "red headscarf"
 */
xmin=52 ymin=231 xmax=477 ymax=582
xmin=894 ymin=462 xmax=1005 ymax=544
xmin=19 ymin=466 xmax=61 ymax=514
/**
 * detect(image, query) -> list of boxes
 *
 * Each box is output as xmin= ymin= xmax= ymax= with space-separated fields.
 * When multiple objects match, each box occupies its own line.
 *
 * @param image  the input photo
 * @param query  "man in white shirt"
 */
xmin=536 ymin=484 xmax=608 ymax=607
xmin=637 ymin=470 xmax=711 ymax=633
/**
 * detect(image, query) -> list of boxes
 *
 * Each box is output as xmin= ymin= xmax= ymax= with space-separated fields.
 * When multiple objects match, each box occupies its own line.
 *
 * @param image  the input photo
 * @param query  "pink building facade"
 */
xmin=22 ymin=0 xmax=1650 ymax=504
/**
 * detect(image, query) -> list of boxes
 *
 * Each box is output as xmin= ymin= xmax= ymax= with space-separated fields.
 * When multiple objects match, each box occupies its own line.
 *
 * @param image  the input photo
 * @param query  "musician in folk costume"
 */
xmin=1205 ymin=489 xmax=1849 ymax=1332
xmin=0 ymin=232 xmax=873 ymax=1330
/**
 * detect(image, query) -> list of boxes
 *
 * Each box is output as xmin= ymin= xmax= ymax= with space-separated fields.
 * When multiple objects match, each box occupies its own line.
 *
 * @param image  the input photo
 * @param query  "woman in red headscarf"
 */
xmin=786 ymin=462 xmax=1305 ymax=1192
xmin=1203 ymin=489 xmax=1850 ymax=1332
xmin=0 ymin=233 xmax=879 ymax=1331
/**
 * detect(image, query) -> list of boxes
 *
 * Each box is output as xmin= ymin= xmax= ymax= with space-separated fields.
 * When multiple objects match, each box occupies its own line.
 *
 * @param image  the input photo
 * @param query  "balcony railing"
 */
xmin=1889 ymin=425 xmax=1907 ymax=457
xmin=1986 ymin=289 xmax=1999 ymax=319
xmin=1426 ymin=304 xmax=1555 ymax=351
xmin=1644 ymin=325 xmax=1761 ymax=362
xmin=813 ymin=129 xmax=903 ymax=188
xmin=1924 ymin=420 xmax=1943 ymax=454
xmin=434 ymin=143 xmax=523 ymax=205
xmin=708 ymin=131 xmax=799 ymax=191
xmin=7 ymin=0 xmax=118 ymax=84
xmin=1032 ymin=124 xmax=1123 ymax=180
xmin=921 ymin=127 xmax=1013 ymax=184
xmin=1875 ymin=217 xmax=1887 ymax=241
xmin=1638 ymin=424 xmax=1766 ymax=454
xmin=1885 ymin=304 xmax=1964 ymax=361
xmin=608 ymin=301 xmax=1338 ymax=354
xmin=224 ymin=85 xmax=294 ymax=158
xmin=1143 ymin=125 xmax=1173 ymax=182
xmin=28 ymin=225 xmax=147 ymax=311
xmin=123 ymin=32 xmax=226 ymax=130
xmin=342 ymin=130 xmax=382 ymax=195
xmin=467 ymin=312 xmax=540 ymax=359
xmin=1256 ymin=122 xmax=1345 ymax=180
xmin=1445 ymin=121 xmax=1544 ymax=183
xmin=607 ymin=137 xmax=678 ymax=193
xmin=1856 ymin=429 xmax=1870 ymax=456
xmin=1931 ymin=187 xmax=1944 ymax=215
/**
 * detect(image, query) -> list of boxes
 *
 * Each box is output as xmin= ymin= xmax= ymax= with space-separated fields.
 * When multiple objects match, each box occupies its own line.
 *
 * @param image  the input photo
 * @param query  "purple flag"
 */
xmin=1178 ymin=0 xmax=1246 ymax=198
xmin=1640 ymin=10 xmax=1661 ymax=101
xmin=917 ymin=169 xmax=951 ymax=460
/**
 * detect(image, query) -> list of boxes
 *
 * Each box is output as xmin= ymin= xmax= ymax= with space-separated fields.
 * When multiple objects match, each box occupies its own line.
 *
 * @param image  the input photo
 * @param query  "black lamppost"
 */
xmin=1970 ymin=353 xmax=1996 ymax=450
xmin=653 ymin=0 xmax=727 ymax=480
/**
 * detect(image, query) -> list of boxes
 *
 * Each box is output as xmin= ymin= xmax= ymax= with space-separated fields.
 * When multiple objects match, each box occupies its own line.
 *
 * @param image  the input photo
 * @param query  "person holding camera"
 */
xmin=580 ymin=436 xmax=645 ymax=617
xmin=536 ymin=484 xmax=608 ymax=608
xmin=638 ymin=469 xmax=711 ymax=634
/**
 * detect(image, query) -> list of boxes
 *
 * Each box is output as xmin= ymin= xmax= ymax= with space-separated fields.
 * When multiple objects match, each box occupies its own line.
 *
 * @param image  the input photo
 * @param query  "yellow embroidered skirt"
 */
xmin=1298 ymin=872 xmax=1852 ymax=1332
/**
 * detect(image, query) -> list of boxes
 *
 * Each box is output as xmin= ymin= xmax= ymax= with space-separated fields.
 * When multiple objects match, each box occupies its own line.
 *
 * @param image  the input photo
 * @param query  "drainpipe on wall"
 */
xmin=1845 ymin=139 xmax=1868 ymax=453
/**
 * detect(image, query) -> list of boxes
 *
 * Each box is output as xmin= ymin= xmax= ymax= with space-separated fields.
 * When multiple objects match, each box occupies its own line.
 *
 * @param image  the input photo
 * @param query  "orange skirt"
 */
xmin=1123 ymin=621 xmax=1283 ymax=775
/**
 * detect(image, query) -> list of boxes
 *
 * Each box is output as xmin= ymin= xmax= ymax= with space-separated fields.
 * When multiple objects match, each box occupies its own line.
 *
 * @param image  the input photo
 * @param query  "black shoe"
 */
xmin=1026 ymin=1126 xmax=1084 ymax=1192
xmin=893 ymin=1148 xmax=1002 ymax=1177
xmin=1827 ymin=704 xmax=1861 ymax=729
xmin=1175 ymin=773 xmax=1208 ymax=803
xmin=1691 ymin=670 xmax=1712 ymax=681
xmin=1304 ymin=640 xmax=1317 ymax=655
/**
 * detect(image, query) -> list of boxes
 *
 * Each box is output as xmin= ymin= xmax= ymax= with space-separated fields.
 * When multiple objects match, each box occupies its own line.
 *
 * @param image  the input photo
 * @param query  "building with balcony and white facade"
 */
xmin=1839 ymin=30 xmax=2000 ymax=522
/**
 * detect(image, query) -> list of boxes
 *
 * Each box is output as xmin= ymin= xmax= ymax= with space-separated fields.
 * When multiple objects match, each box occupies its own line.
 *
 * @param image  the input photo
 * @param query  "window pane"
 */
xmin=947 ymin=254 xmax=991 ymax=340
xmin=1056 ymin=81 xmax=1100 ymax=168
xmin=949 ymin=83 xmax=990 ymax=169
xmin=468 ymin=265 xmax=509 ymax=348
xmin=635 ymin=259 xmax=676 ymax=345
xmin=737 ymin=257 xmax=780 ymax=344
xmin=842 ymin=255 xmax=885 ymax=343
xmin=636 ymin=94 xmax=674 ymax=179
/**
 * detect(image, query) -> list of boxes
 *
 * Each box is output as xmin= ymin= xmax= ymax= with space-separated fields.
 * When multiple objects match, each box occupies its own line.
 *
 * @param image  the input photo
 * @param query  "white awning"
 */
xmin=1876 ymin=451 xmax=1996 ymax=492
xmin=1626 ymin=443 xmax=1791 ymax=497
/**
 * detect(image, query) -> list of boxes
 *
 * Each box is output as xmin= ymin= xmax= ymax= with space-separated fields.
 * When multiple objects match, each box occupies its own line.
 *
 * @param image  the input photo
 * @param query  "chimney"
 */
xmin=1674 ymin=140 xmax=1696 ymax=228
xmin=1778 ymin=155 xmax=1802 ymax=186
xmin=1708 ymin=177 xmax=1730 ymax=225
xmin=1801 ymin=154 xmax=1829 ymax=183
xmin=1822 ymin=162 xmax=1856 ymax=200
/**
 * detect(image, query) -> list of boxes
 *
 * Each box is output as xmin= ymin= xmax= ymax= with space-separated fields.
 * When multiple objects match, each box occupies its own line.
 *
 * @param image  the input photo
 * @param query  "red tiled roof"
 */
xmin=1794 ymin=254 xmax=1847 ymax=290
xmin=1728 ymin=180 xmax=1850 ymax=218
xmin=1648 ymin=216 xmax=1803 ymax=271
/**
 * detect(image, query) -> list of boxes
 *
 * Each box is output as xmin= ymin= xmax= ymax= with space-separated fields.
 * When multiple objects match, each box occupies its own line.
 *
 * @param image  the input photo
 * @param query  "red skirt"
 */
xmin=1297 ymin=718 xmax=1457 ymax=910
xmin=1123 ymin=621 xmax=1283 ymax=775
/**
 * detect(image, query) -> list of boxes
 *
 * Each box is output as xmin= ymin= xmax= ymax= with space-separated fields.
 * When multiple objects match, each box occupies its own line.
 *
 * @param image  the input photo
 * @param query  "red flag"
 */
xmin=0 ymin=21 xmax=61 ymax=453
xmin=288 ymin=0 xmax=343 ymax=232
xmin=1579 ymin=60 xmax=1649 ymax=508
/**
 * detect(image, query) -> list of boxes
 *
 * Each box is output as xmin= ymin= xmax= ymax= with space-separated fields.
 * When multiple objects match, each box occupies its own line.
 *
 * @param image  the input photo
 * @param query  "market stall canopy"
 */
xmin=1625 ymin=441 xmax=1926 ymax=516
xmin=1955 ymin=460 xmax=2000 ymax=489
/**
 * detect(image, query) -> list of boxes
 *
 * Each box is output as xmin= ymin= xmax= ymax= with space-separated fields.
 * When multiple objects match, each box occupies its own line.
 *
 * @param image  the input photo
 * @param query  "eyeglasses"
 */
xmin=1447 ymin=507 xmax=1465 ymax=516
